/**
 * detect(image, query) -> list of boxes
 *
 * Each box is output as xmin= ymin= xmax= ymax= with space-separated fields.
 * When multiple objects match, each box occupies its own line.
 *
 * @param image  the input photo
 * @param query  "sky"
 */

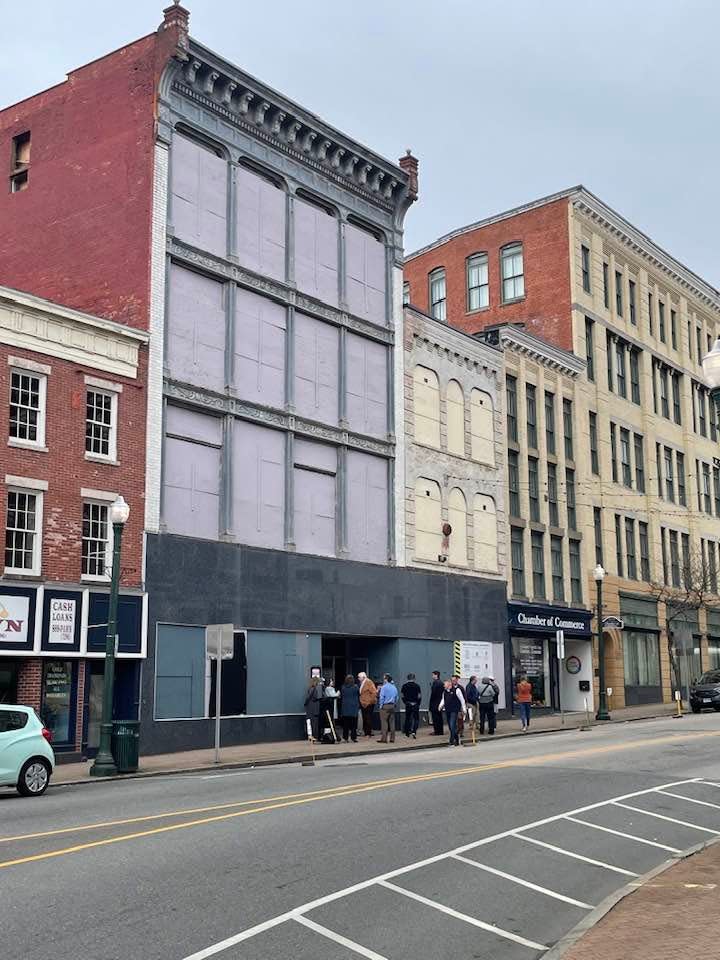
xmin=2 ymin=0 xmax=719 ymax=286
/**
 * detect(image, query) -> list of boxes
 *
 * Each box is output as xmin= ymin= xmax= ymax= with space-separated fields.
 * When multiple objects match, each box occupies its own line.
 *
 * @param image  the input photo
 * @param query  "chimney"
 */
xmin=399 ymin=149 xmax=419 ymax=200
xmin=160 ymin=1 xmax=190 ymax=50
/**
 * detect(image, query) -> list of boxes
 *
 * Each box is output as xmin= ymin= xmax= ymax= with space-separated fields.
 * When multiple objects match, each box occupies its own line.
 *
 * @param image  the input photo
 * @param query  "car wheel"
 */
xmin=691 ymin=704 xmax=702 ymax=714
xmin=17 ymin=758 xmax=51 ymax=797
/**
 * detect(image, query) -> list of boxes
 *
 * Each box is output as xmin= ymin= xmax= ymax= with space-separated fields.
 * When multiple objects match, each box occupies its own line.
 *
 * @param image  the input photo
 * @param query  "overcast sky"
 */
xmin=3 ymin=0 xmax=718 ymax=285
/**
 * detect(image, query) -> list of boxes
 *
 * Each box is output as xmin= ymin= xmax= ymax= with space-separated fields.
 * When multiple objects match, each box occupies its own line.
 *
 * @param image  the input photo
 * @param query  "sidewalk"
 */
xmin=51 ymin=701 xmax=677 ymax=786
xmin=561 ymin=840 xmax=720 ymax=960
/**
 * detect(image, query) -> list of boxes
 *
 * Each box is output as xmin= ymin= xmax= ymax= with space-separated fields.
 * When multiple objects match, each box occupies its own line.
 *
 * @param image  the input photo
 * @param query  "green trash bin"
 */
xmin=111 ymin=720 xmax=140 ymax=773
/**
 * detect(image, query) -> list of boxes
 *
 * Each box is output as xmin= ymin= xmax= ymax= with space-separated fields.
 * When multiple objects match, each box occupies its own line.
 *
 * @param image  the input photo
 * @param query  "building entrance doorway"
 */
xmin=321 ymin=635 xmax=368 ymax=687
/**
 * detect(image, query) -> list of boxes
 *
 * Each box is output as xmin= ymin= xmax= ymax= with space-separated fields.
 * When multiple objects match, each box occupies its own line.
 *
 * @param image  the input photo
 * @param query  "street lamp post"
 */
xmin=594 ymin=564 xmax=610 ymax=721
xmin=702 ymin=338 xmax=720 ymax=418
xmin=89 ymin=496 xmax=130 ymax=777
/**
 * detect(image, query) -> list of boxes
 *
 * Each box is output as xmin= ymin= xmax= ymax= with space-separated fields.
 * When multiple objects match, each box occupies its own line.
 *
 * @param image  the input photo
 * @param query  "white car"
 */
xmin=0 ymin=705 xmax=55 ymax=796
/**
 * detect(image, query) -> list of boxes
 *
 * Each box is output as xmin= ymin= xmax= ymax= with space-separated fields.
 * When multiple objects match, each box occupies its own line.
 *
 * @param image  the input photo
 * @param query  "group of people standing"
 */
xmin=306 ymin=670 xmax=526 ymax=746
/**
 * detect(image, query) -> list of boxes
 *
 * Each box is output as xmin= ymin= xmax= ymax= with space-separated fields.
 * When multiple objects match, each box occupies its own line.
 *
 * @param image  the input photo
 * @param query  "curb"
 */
xmin=49 ymin=709 xmax=677 ymax=789
xmin=543 ymin=835 xmax=720 ymax=960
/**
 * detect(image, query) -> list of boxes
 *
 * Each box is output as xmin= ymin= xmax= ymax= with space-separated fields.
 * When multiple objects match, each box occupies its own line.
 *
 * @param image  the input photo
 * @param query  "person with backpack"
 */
xmin=401 ymin=673 xmax=422 ymax=739
xmin=377 ymin=674 xmax=399 ymax=743
xmin=438 ymin=678 xmax=466 ymax=746
xmin=304 ymin=676 xmax=324 ymax=741
xmin=477 ymin=675 xmax=500 ymax=735
xmin=358 ymin=672 xmax=378 ymax=738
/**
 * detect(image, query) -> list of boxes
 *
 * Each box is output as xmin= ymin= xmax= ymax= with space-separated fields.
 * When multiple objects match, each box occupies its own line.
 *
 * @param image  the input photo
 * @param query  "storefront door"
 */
xmin=0 ymin=660 xmax=19 ymax=704
xmin=41 ymin=660 xmax=78 ymax=749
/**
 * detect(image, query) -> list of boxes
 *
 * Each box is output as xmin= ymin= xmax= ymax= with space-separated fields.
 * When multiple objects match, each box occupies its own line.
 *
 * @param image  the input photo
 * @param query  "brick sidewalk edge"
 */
xmin=49 ymin=709 xmax=673 ymax=790
xmin=543 ymin=835 xmax=720 ymax=960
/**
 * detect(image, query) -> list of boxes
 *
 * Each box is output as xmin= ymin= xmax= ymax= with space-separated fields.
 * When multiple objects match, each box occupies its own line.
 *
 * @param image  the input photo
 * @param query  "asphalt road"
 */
xmin=3 ymin=715 xmax=720 ymax=960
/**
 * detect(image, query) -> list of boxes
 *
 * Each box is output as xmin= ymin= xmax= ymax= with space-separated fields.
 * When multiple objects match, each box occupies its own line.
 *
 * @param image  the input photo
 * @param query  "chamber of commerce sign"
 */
xmin=508 ymin=603 xmax=592 ymax=637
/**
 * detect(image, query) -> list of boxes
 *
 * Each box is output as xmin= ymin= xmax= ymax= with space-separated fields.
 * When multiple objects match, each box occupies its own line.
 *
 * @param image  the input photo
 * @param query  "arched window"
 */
xmin=501 ymin=242 xmax=524 ymax=302
xmin=470 ymin=389 xmax=495 ymax=464
xmin=415 ymin=478 xmax=442 ymax=561
xmin=446 ymin=380 xmax=465 ymax=456
xmin=474 ymin=494 xmax=497 ymax=572
xmin=428 ymin=267 xmax=446 ymax=321
xmin=448 ymin=488 xmax=468 ymax=567
xmin=413 ymin=366 xmax=440 ymax=448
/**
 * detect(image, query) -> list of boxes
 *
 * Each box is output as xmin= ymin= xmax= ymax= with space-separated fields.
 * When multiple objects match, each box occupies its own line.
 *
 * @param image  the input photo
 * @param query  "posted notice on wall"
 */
xmin=48 ymin=598 xmax=77 ymax=645
xmin=458 ymin=641 xmax=506 ymax=709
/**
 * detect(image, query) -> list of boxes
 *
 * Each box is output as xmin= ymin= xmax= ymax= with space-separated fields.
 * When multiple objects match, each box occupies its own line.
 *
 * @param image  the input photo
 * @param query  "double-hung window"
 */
xmin=511 ymin=527 xmax=525 ymax=596
xmin=566 ymin=469 xmax=577 ymax=530
xmin=610 ymin=422 xmax=618 ymax=482
xmin=81 ymin=501 xmax=111 ymax=579
xmin=658 ymin=301 xmax=666 ymax=342
xmin=563 ymin=398 xmax=573 ymax=460
xmin=615 ymin=271 xmax=623 ymax=316
xmin=569 ymin=539 xmax=582 ymax=603
xmin=85 ymin=387 xmax=118 ymax=461
xmin=526 ymin=384 xmax=537 ymax=449
xmin=429 ymin=268 xmax=446 ymax=321
xmin=639 ymin=522 xmax=650 ymax=581
xmin=669 ymin=530 xmax=681 ymax=588
xmin=672 ymin=372 xmax=682 ymax=425
xmin=629 ymin=348 xmax=641 ymax=404
xmin=616 ymin=341 xmax=627 ymax=398
xmin=628 ymin=279 xmax=636 ymax=324
xmin=659 ymin=366 xmax=669 ymax=419
xmin=620 ymin=428 xmax=632 ymax=487
xmin=625 ymin=518 xmax=637 ymax=579
xmin=589 ymin=411 xmax=599 ymax=475
xmin=547 ymin=463 xmax=559 ymax=527
xmin=634 ymin=434 xmax=645 ymax=492
xmin=551 ymin=536 xmax=564 ymax=601
xmin=9 ymin=367 xmax=46 ymax=448
xmin=615 ymin=515 xmax=624 ymax=577
xmin=528 ymin=457 xmax=540 ymax=522
xmin=677 ymin=452 xmax=686 ymax=506
xmin=506 ymin=375 xmax=518 ymax=442
xmin=501 ymin=243 xmax=524 ymax=302
xmin=467 ymin=253 xmax=489 ymax=310
xmin=585 ymin=317 xmax=595 ymax=382
xmin=4 ymin=485 xmax=43 ymax=575
xmin=508 ymin=450 xmax=520 ymax=518
xmin=581 ymin=245 xmax=591 ymax=293
xmin=664 ymin=447 xmax=674 ymax=502
xmin=545 ymin=391 xmax=556 ymax=454
xmin=671 ymin=309 xmax=677 ymax=349
xmin=531 ymin=531 xmax=546 ymax=599
xmin=703 ymin=462 xmax=712 ymax=514
xmin=602 ymin=262 xmax=610 ymax=309
xmin=593 ymin=507 xmax=603 ymax=567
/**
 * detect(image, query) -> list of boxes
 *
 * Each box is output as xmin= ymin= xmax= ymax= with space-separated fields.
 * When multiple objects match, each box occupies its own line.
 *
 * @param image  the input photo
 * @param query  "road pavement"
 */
xmin=2 ymin=715 xmax=720 ymax=960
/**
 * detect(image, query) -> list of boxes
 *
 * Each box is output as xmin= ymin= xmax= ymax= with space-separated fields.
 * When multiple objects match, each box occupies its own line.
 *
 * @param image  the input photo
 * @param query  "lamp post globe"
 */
xmin=702 ymin=338 xmax=720 ymax=417
xmin=594 ymin=565 xmax=610 ymax=721
xmin=89 ymin=495 xmax=130 ymax=777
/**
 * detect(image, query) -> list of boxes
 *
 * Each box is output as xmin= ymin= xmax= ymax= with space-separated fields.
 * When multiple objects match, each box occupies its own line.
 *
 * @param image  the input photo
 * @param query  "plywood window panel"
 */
xmin=346 ymin=451 xmax=388 ymax=564
xmin=234 ymin=288 xmax=286 ymax=408
xmin=446 ymin=380 xmax=465 ymax=456
xmin=167 ymin=265 xmax=226 ymax=392
xmin=294 ymin=313 xmax=339 ymax=425
xmin=232 ymin=420 xmax=284 ymax=549
xmin=473 ymin=494 xmax=498 ymax=572
xmin=171 ymin=134 xmax=227 ymax=257
xmin=345 ymin=223 xmax=386 ymax=324
xmin=345 ymin=333 xmax=388 ymax=437
xmin=448 ymin=488 xmax=468 ymax=567
xmin=415 ymin=478 xmax=442 ymax=561
xmin=470 ymin=389 xmax=495 ymax=464
xmin=293 ymin=198 xmax=339 ymax=307
xmin=235 ymin=166 xmax=286 ymax=281
xmin=413 ymin=366 xmax=440 ymax=448
xmin=163 ymin=435 xmax=221 ymax=541
xmin=293 ymin=441 xmax=336 ymax=558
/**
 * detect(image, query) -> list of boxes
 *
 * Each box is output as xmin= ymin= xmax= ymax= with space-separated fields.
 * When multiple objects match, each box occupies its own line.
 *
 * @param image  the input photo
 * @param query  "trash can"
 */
xmin=111 ymin=720 xmax=140 ymax=773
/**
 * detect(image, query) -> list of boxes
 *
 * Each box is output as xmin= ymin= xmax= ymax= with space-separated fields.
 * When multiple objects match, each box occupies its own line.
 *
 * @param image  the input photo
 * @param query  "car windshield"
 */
xmin=698 ymin=671 xmax=720 ymax=684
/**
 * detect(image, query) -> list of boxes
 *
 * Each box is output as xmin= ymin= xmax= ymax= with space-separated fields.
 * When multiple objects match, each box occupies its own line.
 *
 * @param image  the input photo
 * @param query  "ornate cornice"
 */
xmin=405 ymin=307 xmax=502 ymax=379
xmin=164 ymin=39 xmax=411 ymax=219
xmin=497 ymin=326 xmax=585 ymax=379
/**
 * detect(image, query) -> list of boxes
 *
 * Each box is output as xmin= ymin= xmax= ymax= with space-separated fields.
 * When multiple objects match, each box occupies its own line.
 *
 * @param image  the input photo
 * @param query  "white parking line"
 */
xmin=657 ymin=789 xmax=720 ymax=810
xmin=180 ymin=777 xmax=696 ymax=960
xmin=378 ymin=880 xmax=548 ymax=951
xmin=565 ymin=816 xmax=681 ymax=853
xmin=294 ymin=916 xmax=388 ymax=960
xmin=613 ymin=801 xmax=720 ymax=834
xmin=452 ymin=854 xmax=593 ymax=909
xmin=514 ymin=835 xmax=639 ymax=877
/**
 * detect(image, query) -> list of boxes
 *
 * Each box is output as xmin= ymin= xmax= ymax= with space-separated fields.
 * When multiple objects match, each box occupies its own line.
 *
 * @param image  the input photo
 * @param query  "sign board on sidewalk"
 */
xmin=205 ymin=623 xmax=235 ymax=660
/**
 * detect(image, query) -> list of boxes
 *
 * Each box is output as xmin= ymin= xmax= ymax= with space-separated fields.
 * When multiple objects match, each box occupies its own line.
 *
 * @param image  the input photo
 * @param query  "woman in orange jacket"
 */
xmin=516 ymin=675 xmax=533 ymax=732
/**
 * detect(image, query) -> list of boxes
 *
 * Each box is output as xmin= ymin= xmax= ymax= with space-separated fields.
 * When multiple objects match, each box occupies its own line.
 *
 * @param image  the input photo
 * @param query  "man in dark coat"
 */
xmin=401 ymin=673 xmax=422 ymax=739
xmin=429 ymin=670 xmax=444 ymax=735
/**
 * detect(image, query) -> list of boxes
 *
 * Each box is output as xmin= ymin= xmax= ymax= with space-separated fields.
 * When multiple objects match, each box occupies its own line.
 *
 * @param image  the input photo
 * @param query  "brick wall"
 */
xmin=16 ymin=659 xmax=42 ymax=712
xmin=403 ymin=197 xmax=574 ymax=351
xmin=0 ymin=344 xmax=147 ymax=587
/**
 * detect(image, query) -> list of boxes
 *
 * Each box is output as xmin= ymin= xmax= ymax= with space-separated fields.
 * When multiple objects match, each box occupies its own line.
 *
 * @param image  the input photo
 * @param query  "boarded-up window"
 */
xmin=448 ymin=488 xmax=468 ymax=566
xmin=167 ymin=265 xmax=226 ymax=392
xmin=345 ymin=223 xmax=386 ymax=325
xmin=232 ymin=420 xmax=284 ymax=548
xmin=413 ymin=366 xmax=440 ymax=448
xmin=234 ymin=288 xmax=286 ymax=407
xmin=474 ymin=494 xmax=497 ymax=572
xmin=347 ymin=451 xmax=388 ymax=563
xmin=471 ymin=389 xmax=495 ymax=463
xmin=294 ymin=313 xmax=339 ymax=425
xmin=415 ymin=478 xmax=442 ymax=561
xmin=345 ymin=333 xmax=388 ymax=437
xmin=163 ymin=406 xmax=222 ymax=540
xmin=171 ymin=134 xmax=227 ymax=257
xmin=294 ymin=440 xmax=336 ymax=557
xmin=235 ymin=166 xmax=286 ymax=281
xmin=446 ymin=380 xmax=465 ymax=456
xmin=294 ymin=197 xmax=339 ymax=306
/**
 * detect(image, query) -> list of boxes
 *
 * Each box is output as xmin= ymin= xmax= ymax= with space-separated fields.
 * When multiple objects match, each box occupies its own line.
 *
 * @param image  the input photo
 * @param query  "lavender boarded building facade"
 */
xmin=141 ymin=26 xmax=506 ymax=752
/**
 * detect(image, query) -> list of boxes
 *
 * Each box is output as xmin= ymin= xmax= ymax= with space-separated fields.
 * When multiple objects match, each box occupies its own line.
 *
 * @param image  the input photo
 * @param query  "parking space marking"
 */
xmin=294 ymin=916 xmax=388 ymax=959
xmin=378 ymin=880 xmax=548 ymax=951
xmin=657 ymin=789 xmax=720 ymax=810
xmin=565 ymin=816 xmax=681 ymax=852
xmin=514 ymin=835 xmax=639 ymax=877
xmin=613 ymin=800 xmax=720 ymax=834
xmin=451 ymin=854 xmax=593 ymax=909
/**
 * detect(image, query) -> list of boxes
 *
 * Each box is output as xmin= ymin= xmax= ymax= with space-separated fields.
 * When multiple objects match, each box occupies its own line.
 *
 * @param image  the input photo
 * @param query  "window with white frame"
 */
xmin=467 ymin=253 xmax=489 ymax=310
xmin=428 ymin=268 xmax=446 ymax=321
xmin=4 ymin=488 xmax=42 ymax=574
xmin=85 ymin=389 xmax=117 ymax=460
xmin=9 ymin=369 xmax=46 ymax=446
xmin=81 ymin=502 xmax=110 ymax=578
xmin=501 ymin=243 xmax=524 ymax=302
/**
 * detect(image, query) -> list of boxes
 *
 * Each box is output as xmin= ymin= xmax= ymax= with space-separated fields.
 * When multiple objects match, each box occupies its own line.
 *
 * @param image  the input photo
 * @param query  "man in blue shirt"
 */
xmin=377 ymin=674 xmax=399 ymax=743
